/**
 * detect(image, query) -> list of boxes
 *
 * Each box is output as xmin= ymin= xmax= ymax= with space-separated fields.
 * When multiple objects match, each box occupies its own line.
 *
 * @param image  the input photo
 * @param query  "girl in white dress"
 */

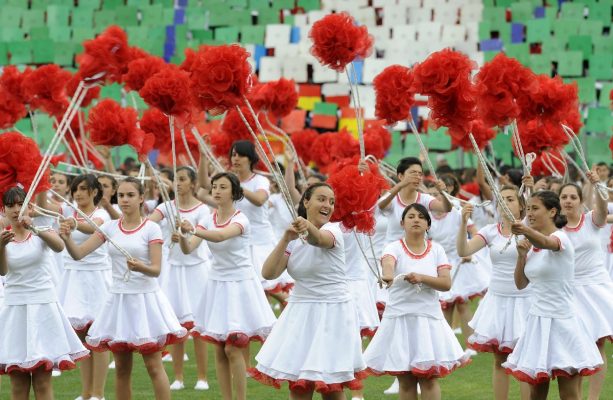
xmin=0 ymin=187 xmax=88 ymax=399
xmin=364 ymin=203 xmax=470 ymax=400
xmin=457 ymin=185 xmax=531 ymax=400
xmin=251 ymin=183 xmax=366 ymax=400
xmin=57 ymin=174 xmax=112 ymax=400
xmin=558 ymin=174 xmax=613 ymax=399
xmin=505 ymin=190 xmax=602 ymax=399
xmin=179 ymin=172 xmax=276 ymax=400
xmin=149 ymin=166 xmax=210 ymax=391
xmin=60 ymin=177 xmax=187 ymax=400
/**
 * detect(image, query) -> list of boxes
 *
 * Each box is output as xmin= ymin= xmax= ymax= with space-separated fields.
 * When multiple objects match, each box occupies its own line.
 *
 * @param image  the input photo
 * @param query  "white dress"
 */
xmin=367 ymin=207 xmax=389 ymax=309
xmin=0 ymin=232 xmax=89 ymax=373
xmin=154 ymin=200 xmax=211 ymax=329
xmin=192 ymin=211 xmax=276 ymax=346
xmin=563 ymin=212 xmax=613 ymax=343
xmin=598 ymin=203 xmax=613 ymax=279
xmin=251 ymin=223 xmax=366 ymax=393
xmin=468 ymin=224 xmax=531 ymax=353
xmin=269 ymin=192 xmax=293 ymax=243
xmin=364 ymin=239 xmax=470 ymax=378
xmin=344 ymin=230 xmax=380 ymax=337
xmin=58 ymin=207 xmax=112 ymax=333
xmin=382 ymin=192 xmax=436 ymax=244
xmin=237 ymin=173 xmax=293 ymax=293
xmin=85 ymin=218 xmax=188 ymax=354
xmin=502 ymin=231 xmax=603 ymax=384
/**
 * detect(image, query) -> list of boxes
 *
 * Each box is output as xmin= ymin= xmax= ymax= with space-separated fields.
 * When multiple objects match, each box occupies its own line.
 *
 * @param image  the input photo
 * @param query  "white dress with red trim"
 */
xmin=344 ymin=230 xmax=380 ymax=337
xmin=364 ymin=239 xmax=470 ymax=378
xmin=191 ymin=210 xmax=276 ymax=346
xmin=58 ymin=207 xmax=112 ymax=333
xmin=429 ymin=210 xmax=490 ymax=307
xmin=467 ymin=223 xmax=531 ymax=354
xmin=251 ymin=223 xmax=366 ymax=394
xmin=237 ymin=173 xmax=294 ymax=293
xmin=502 ymin=231 xmax=602 ymax=384
xmin=85 ymin=219 xmax=187 ymax=354
xmin=563 ymin=212 xmax=613 ymax=343
xmin=33 ymin=213 xmax=64 ymax=286
xmin=382 ymin=192 xmax=436 ymax=244
xmin=0 ymin=232 xmax=89 ymax=374
xmin=154 ymin=200 xmax=211 ymax=330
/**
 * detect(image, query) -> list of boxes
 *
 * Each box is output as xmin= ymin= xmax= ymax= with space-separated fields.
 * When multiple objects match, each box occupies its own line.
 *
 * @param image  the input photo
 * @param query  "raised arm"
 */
xmin=429 ymin=180 xmax=452 ymax=212
xmin=476 ymin=163 xmax=493 ymax=202
xmin=456 ymin=203 xmax=486 ymax=257
xmin=511 ymin=223 xmax=560 ymax=251
xmin=514 ymin=239 xmax=531 ymax=290
xmin=243 ymin=188 xmax=268 ymax=207
xmin=292 ymin=217 xmax=335 ymax=249
xmin=587 ymin=170 xmax=607 ymax=226
xmin=284 ymin=154 xmax=302 ymax=205
xmin=261 ymin=228 xmax=296 ymax=280
xmin=0 ymin=230 xmax=14 ymax=275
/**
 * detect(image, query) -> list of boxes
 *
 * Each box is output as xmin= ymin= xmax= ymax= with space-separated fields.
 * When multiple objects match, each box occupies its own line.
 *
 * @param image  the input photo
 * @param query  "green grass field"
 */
xmin=1 ymin=338 xmax=610 ymax=399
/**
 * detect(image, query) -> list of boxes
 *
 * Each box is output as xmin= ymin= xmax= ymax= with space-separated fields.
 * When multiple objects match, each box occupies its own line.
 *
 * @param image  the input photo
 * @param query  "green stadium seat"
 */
xmin=589 ymin=53 xmax=613 ymax=80
xmin=0 ymin=27 xmax=25 ymax=41
xmin=510 ymin=2 xmax=533 ymax=21
xmin=272 ymin=0 xmax=295 ymax=9
xmin=187 ymin=12 xmax=206 ymax=30
xmin=496 ymin=22 xmax=512 ymax=44
xmin=478 ymin=21 xmax=492 ymax=41
xmin=560 ymin=2 xmax=586 ymax=20
xmin=47 ymin=5 xmax=70 ymax=26
xmin=101 ymin=0 xmax=124 ymax=9
xmin=100 ymin=83 xmax=123 ymax=102
xmin=30 ymin=27 xmax=49 ymax=40
xmin=585 ymin=107 xmax=613 ymax=133
xmin=426 ymin=128 xmax=451 ymax=151
xmin=482 ymin=0 xmax=495 ymax=7
xmin=496 ymin=0 xmax=513 ymax=7
xmin=570 ymin=77 xmax=596 ymax=104
xmin=78 ymin=0 xmax=102 ymax=9
xmin=529 ymin=54 xmax=552 ymax=75
xmin=552 ymin=19 xmax=581 ymax=45
xmin=116 ymin=6 xmax=139 ymax=26
xmin=599 ymin=83 xmax=613 ymax=107
xmin=126 ymin=26 xmax=149 ymax=43
xmin=53 ymin=41 xmax=76 ymax=66
xmin=215 ymin=27 xmax=240 ymax=44
xmin=21 ymin=10 xmax=46 ymax=30
xmin=30 ymin=0 xmax=49 ymax=9
xmin=525 ymin=19 xmax=550 ymax=43
xmin=249 ymin=0 xmax=270 ymax=9
xmin=568 ymin=35 xmax=592 ymax=59
xmin=71 ymin=7 xmax=95 ymax=28
xmin=504 ymin=43 xmax=530 ymax=66
xmin=240 ymin=25 xmax=265 ymax=44
xmin=541 ymin=36 xmax=565 ymax=56
xmin=297 ymin=0 xmax=321 ymax=11
xmin=484 ymin=50 xmax=501 ymax=62
xmin=7 ymin=41 xmax=32 ymax=65
xmin=49 ymin=0 xmax=77 ymax=6
xmin=49 ymin=25 xmax=72 ymax=41
xmin=72 ymin=27 xmax=96 ymax=43
xmin=227 ymin=0 xmax=248 ymax=7
xmin=0 ymin=43 xmax=8 ymax=65
xmin=482 ymin=7 xmax=506 ymax=25
xmin=556 ymin=51 xmax=583 ymax=76
xmin=1 ymin=7 xmax=22 ymax=28
xmin=191 ymin=29 xmax=213 ymax=42
xmin=313 ymin=102 xmax=338 ymax=116
xmin=32 ymin=39 xmax=55 ymax=64
xmin=587 ymin=3 xmax=612 ymax=27
xmin=578 ymin=20 xmax=603 ymax=37
xmin=140 ymin=4 xmax=163 ymax=26
xmin=127 ymin=0 xmax=151 ymax=7
xmin=593 ymin=36 xmax=613 ymax=54
xmin=94 ymin=10 xmax=116 ymax=28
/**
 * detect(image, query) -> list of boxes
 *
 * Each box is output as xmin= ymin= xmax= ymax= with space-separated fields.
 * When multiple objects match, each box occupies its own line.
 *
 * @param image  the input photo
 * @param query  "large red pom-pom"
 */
xmin=310 ymin=130 xmax=359 ymax=171
xmin=373 ymin=65 xmax=415 ymax=125
xmin=530 ymin=148 xmax=566 ymax=177
xmin=140 ymin=108 xmax=171 ymax=150
xmin=475 ymin=53 xmax=538 ymax=128
xmin=0 ymin=131 xmax=50 ymax=205
xmin=22 ymin=65 xmax=71 ymax=117
xmin=123 ymin=55 xmax=166 ymax=92
xmin=188 ymin=45 xmax=253 ymax=115
xmin=451 ymin=119 xmax=497 ymax=151
xmin=519 ymin=75 xmax=581 ymax=129
xmin=66 ymin=72 xmax=101 ymax=108
xmin=364 ymin=124 xmax=392 ymax=159
xmin=209 ymin=131 xmax=236 ymax=159
xmin=290 ymin=129 xmax=319 ymax=164
xmin=0 ymin=87 xmax=27 ymax=129
xmin=309 ymin=12 xmax=373 ymax=72
xmin=516 ymin=118 xmax=572 ymax=155
xmin=413 ymin=49 xmax=477 ymax=137
xmin=77 ymin=26 xmax=132 ymax=83
xmin=139 ymin=64 xmax=193 ymax=119
xmin=0 ymin=66 xmax=30 ymax=104
xmin=327 ymin=162 xmax=388 ymax=234
xmin=250 ymin=78 xmax=298 ymax=120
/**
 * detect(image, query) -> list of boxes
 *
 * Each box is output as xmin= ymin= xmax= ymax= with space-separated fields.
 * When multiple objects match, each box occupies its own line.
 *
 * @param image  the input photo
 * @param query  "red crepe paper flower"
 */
xmin=0 ymin=66 xmax=31 ymax=104
xmin=364 ymin=124 xmax=392 ymax=159
xmin=139 ymin=64 xmax=194 ymax=119
xmin=531 ymin=148 xmax=566 ymax=177
xmin=516 ymin=118 xmax=571 ymax=155
xmin=250 ymin=78 xmax=298 ymax=120
xmin=140 ymin=108 xmax=171 ymax=150
xmin=373 ymin=65 xmax=415 ymax=125
xmin=0 ymin=87 xmax=27 ymax=129
xmin=188 ymin=45 xmax=253 ymax=115
xmin=310 ymin=130 xmax=359 ymax=172
xmin=475 ymin=53 xmax=538 ymax=128
xmin=290 ymin=129 xmax=319 ymax=164
xmin=519 ymin=75 xmax=581 ymax=127
xmin=451 ymin=119 xmax=497 ymax=151
xmin=22 ymin=65 xmax=71 ymax=117
xmin=0 ymin=131 xmax=50 ymax=206
xmin=209 ymin=131 xmax=236 ymax=159
xmin=66 ymin=72 xmax=101 ymax=108
xmin=328 ymin=162 xmax=388 ymax=234
xmin=412 ymin=49 xmax=478 ymax=137
xmin=49 ymin=153 xmax=67 ymax=167
xmin=77 ymin=26 xmax=132 ymax=83
xmin=221 ymin=107 xmax=258 ymax=141
xmin=309 ymin=12 xmax=373 ymax=72
xmin=123 ymin=55 xmax=167 ymax=92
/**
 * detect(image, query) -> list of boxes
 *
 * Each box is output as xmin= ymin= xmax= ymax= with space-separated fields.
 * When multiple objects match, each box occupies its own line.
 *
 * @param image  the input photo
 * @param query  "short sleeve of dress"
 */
xmin=147 ymin=221 xmax=164 ymax=245
xmin=254 ymin=175 xmax=271 ymax=196
xmin=285 ymin=240 xmax=297 ymax=257
xmin=381 ymin=241 xmax=399 ymax=264
xmin=153 ymin=203 xmax=167 ymax=220
xmin=476 ymin=224 xmax=495 ymax=246
xmin=97 ymin=220 xmax=113 ymax=241
xmin=587 ymin=210 xmax=605 ymax=230
xmin=321 ymin=222 xmax=343 ymax=249
xmin=434 ymin=243 xmax=451 ymax=271
xmin=551 ymin=230 xmax=570 ymax=252
xmin=232 ymin=212 xmax=250 ymax=235
xmin=418 ymin=192 xmax=436 ymax=210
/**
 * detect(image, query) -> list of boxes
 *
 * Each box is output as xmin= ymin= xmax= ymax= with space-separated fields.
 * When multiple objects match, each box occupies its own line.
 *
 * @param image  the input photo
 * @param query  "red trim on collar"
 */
xmin=563 ymin=213 xmax=585 ymax=232
xmin=213 ymin=210 xmax=241 ymax=228
xmin=400 ymin=239 xmax=432 ymax=259
xmin=119 ymin=218 xmax=148 ymax=234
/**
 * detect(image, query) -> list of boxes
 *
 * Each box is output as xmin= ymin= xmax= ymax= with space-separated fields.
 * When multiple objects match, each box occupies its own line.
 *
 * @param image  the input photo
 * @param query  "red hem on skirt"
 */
xmin=440 ymin=290 xmax=487 ymax=309
xmin=505 ymin=367 xmax=601 ymax=385
xmin=364 ymin=358 xmax=472 ymax=380
xmin=597 ymin=335 xmax=613 ymax=346
xmin=86 ymin=333 xmax=187 ymax=355
xmin=73 ymin=321 xmax=94 ymax=335
xmin=2 ymin=354 xmax=90 ymax=375
xmin=248 ymin=368 xmax=368 ymax=394
xmin=192 ymin=331 xmax=265 ymax=348
xmin=467 ymin=339 xmax=513 ymax=354
xmin=265 ymin=283 xmax=294 ymax=295
xmin=181 ymin=321 xmax=195 ymax=331
xmin=376 ymin=302 xmax=386 ymax=320
xmin=360 ymin=327 xmax=377 ymax=338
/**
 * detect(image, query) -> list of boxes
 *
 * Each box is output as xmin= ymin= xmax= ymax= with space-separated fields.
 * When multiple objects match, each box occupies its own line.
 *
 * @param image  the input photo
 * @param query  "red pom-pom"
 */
xmin=209 ymin=131 xmax=236 ymax=159
xmin=0 ymin=131 xmax=50 ymax=205
xmin=413 ymin=49 xmax=477 ymax=136
xmin=22 ymin=65 xmax=71 ymax=117
xmin=309 ymin=12 xmax=373 ymax=72
xmin=475 ymin=53 xmax=538 ymax=128
xmin=0 ymin=87 xmax=27 ymax=129
xmin=188 ymin=45 xmax=253 ymax=114
xmin=327 ymin=162 xmax=388 ymax=234
xmin=364 ymin=124 xmax=392 ymax=159
xmin=310 ymin=130 xmax=359 ymax=171
xmin=221 ymin=107 xmax=257 ymax=142
xmin=519 ymin=75 xmax=581 ymax=128
xmin=77 ymin=26 xmax=132 ymax=83
xmin=451 ymin=119 xmax=496 ymax=151
xmin=140 ymin=108 xmax=171 ymax=150
xmin=66 ymin=72 xmax=101 ymax=108
xmin=530 ymin=148 xmax=566 ymax=177
xmin=49 ymin=153 xmax=67 ymax=167
xmin=0 ymin=66 xmax=30 ymax=104
xmin=373 ymin=65 xmax=415 ymax=125
xmin=139 ymin=64 xmax=193 ymax=119
xmin=516 ymin=118 xmax=571 ymax=155
xmin=290 ymin=129 xmax=319 ymax=164
xmin=250 ymin=78 xmax=298 ymax=120
xmin=123 ymin=55 xmax=166 ymax=92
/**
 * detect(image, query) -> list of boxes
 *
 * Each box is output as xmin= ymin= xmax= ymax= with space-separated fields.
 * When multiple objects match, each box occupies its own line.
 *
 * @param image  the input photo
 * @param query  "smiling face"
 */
xmin=117 ymin=181 xmax=143 ymax=214
xmin=72 ymin=181 xmax=96 ymax=208
xmin=211 ymin=176 xmax=233 ymax=206
xmin=559 ymin=185 xmax=581 ymax=216
xmin=303 ymin=186 xmax=335 ymax=227
xmin=526 ymin=196 xmax=556 ymax=231
xmin=401 ymin=207 xmax=429 ymax=236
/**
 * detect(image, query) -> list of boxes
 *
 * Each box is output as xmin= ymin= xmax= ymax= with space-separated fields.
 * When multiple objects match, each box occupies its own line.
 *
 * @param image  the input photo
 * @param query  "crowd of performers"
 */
xmin=0 ymin=138 xmax=611 ymax=400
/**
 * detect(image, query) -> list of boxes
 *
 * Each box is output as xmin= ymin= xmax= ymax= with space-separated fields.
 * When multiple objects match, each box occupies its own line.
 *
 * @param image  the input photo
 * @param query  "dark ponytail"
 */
xmin=531 ymin=190 xmax=567 ymax=229
xmin=297 ymin=182 xmax=332 ymax=219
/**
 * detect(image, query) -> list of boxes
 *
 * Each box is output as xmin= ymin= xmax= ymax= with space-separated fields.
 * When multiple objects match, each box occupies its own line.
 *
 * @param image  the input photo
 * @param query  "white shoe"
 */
xmin=108 ymin=361 xmax=116 ymax=369
xmin=194 ymin=380 xmax=209 ymax=390
xmin=52 ymin=370 xmax=62 ymax=377
xmin=417 ymin=382 xmax=421 ymax=394
xmin=169 ymin=380 xmax=185 ymax=390
xmin=383 ymin=377 xmax=399 ymax=394
xmin=453 ymin=327 xmax=462 ymax=334
xmin=74 ymin=397 xmax=84 ymax=400
xmin=183 ymin=353 xmax=189 ymax=361
xmin=161 ymin=354 xmax=172 ymax=362
xmin=464 ymin=348 xmax=478 ymax=358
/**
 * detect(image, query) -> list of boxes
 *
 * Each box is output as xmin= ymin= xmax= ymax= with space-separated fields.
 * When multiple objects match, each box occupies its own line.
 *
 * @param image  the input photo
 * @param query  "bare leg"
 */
xmin=588 ymin=342 xmax=607 ymax=400
xmin=79 ymin=356 xmax=93 ymax=399
xmin=9 ymin=372 xmax=31 ymax=400
xmin=194 ymin=338 xmax=208 ymax=382
xmin=520 ymin=382 xmax=531 ymax=400
xmin=114 ymin=351 xmax=133 ymax=400
xmin=31 ymin=369 xmax=53 ymax=400
xmin=142 ymin=352 xmax=171 ymax=400
xmin=442 ymin=305 xmax=455 ymax=327
xmin=169 ymin=342 xmax=185 ymax=383
xmin=225 ymin=345 xmax=247 ymax=400
xmin=398 ymin=374 xmax=419 ymax=400
xmin=558 ymin=375 xmax=581 ymax=400
xmin=456 ymin=302 xmax=474 ymax=339
xmin=418 ymin=377 xmax=441 ymax=400
xmin=242 ymin=346 xmax=251 ymax=369
xmin=290 ymin=389 xmax=313 ymax=400
xmin=214 ymin=344 xmax=232 ymax=400
xmin=91 ymin=351 xmax=110 ymax=399
xmin=530 ymin=382 xmax=549 ymax=400
xmin=492 ymin=352 xmax=510 ymax=400
xmin=322 ymin=392 xmax=346 ymax=400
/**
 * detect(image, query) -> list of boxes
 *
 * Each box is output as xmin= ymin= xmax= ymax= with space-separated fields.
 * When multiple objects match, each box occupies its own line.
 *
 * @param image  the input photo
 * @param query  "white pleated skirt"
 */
xmin=251 ymin=300 xmax=366 ymax=394
xmin=251 ymin=243 xmax=294 ymax=293
xmin=348 ymin=279 xmax=380 ymax=337
xmin=502 ymin=313 xmax=603 ymax=384
xmin=192 ymin=277 xmax=276 ymax=347
xmin=160 ymin=263 xmax=208 ymax=329
xmin=573 ymin=282 xmax=613 ymax=343
xmin=468 ymin=292 xmax=531 ymax=354
xmin=0 ymin=302 xmax=89 ymax=374
xmin=86 ymin=290 xmax=188 ymax=354
xmin=364 ymin=314 xmax=470 ymax=378
xmin=57 ymin=269 xmax=112 ymax=332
